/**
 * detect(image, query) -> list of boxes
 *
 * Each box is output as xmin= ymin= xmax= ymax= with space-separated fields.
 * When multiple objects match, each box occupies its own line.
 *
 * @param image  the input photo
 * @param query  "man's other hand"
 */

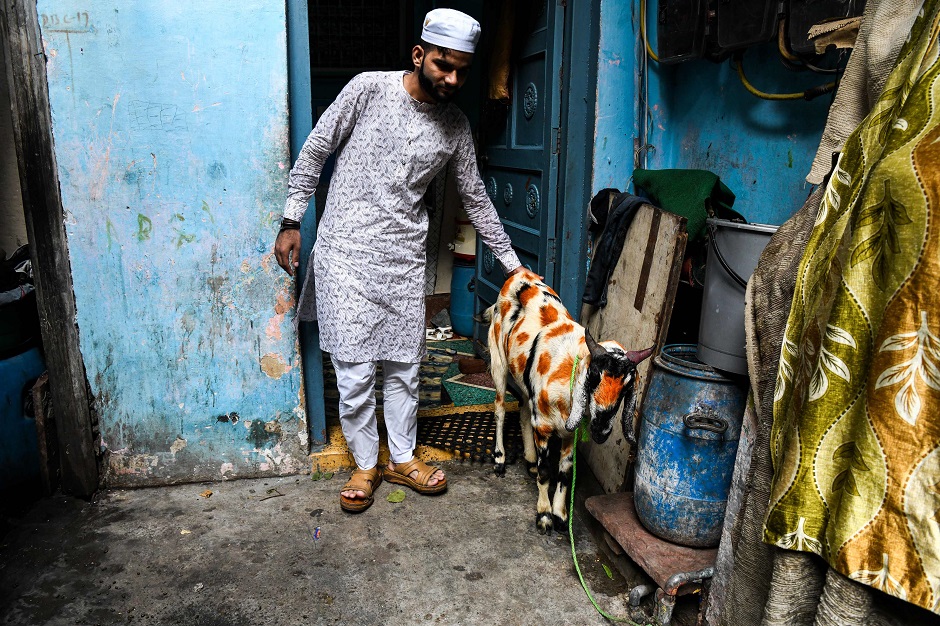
xmin=275 ymin=230 xmax=301 ymax=276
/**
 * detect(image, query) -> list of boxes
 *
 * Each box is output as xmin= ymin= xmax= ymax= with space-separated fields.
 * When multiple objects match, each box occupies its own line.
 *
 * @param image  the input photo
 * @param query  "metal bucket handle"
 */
xmin=683 ymin=409 xmax=729 ymax=435
xmin=707 ymin=223 xmax=749 ymax=289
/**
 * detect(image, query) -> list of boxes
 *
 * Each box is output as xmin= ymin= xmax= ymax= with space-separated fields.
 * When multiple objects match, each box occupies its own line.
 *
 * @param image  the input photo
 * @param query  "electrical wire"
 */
xmin=733 ymin=53 xmax=838 ymax=101
xmin=777 ymin=17 xmax=802 ymax=63
xmin=734 ymin=57 xmax=805 ymax=99
xmin=642 ymin=0 xmax=837 ymax=101
xmin=638 ymin=0 xmax=656 ymax=171
xmin=801 ymin=60 xmax=843 ymax=75
xmin=639 ymin=0 xmax=659 ymax=62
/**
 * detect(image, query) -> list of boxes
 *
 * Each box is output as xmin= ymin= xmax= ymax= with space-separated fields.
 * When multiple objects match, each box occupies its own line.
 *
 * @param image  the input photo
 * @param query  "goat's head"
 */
xmin=566 ymin=332 xmax=654 ymax=444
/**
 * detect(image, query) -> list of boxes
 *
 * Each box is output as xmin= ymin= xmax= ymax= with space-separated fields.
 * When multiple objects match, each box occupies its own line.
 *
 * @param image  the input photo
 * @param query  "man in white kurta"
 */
xmin=275 ymin=9 xmax=521 ymax=511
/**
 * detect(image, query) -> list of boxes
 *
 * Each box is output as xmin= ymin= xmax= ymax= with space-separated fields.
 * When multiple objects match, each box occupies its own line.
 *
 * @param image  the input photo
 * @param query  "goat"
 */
xmin=482 ymin=269 xmax=654 ymax=534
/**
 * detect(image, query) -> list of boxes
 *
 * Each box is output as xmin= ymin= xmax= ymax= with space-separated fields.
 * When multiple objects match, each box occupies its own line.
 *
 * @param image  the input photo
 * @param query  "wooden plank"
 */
xmin=2 ymin=0 xmax=98 ymax=496
xmin=579 ymin=203 xmax=687 ymax=494
xmin=31 ymin=372 xmax=59 ymax=496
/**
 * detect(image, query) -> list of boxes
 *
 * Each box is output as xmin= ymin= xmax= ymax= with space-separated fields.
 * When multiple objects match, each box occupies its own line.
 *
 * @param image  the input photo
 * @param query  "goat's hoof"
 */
xmin=536 ymin=514 xmax=553 ymax=535
xmin=494 ymin=462 xmax=506 ymax=477
xmin=525 ymin=461 xmax=538 ymax=478
xmin=552 ymin=515 xmax=569 ymax=534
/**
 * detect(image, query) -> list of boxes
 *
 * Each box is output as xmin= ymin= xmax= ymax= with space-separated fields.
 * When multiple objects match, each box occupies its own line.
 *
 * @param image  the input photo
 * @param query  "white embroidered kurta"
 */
xmin=284 ymin=71 xmax=521 ymax=364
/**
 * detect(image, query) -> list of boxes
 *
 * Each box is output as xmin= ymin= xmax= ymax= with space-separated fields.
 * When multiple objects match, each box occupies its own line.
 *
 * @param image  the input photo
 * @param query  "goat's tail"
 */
xmin=473 ymin=304 xmax=496 ymax=325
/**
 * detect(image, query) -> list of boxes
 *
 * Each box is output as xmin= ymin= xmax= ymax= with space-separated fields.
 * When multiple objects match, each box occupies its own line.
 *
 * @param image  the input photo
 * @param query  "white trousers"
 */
xmin=331 ymin=357 xmax=420 ymax=470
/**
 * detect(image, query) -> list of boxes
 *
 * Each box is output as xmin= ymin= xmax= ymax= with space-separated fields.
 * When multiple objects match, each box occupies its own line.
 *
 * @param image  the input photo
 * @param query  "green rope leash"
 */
xmin=568 ymin=356 xmax=648 ymax=626
xmin=569 ymin=354 xmax=580 ymax=392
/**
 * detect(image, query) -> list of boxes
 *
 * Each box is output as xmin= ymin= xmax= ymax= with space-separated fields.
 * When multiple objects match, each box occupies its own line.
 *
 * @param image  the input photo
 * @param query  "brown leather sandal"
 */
xmin=384 ymin=458 xmax=447 ymax=495
xmin=339 ymin=467 xmax=383 ymax=512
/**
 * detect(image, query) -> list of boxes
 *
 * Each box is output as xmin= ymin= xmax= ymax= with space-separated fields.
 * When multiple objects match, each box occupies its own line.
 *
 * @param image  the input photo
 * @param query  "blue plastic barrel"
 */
xmin=449 ymin=259 xmax=476 ymax=338
xmin=1 ymin=346 xmax=46 ymax=492
xmin=634 ymin=344 xmax=746 ymax=547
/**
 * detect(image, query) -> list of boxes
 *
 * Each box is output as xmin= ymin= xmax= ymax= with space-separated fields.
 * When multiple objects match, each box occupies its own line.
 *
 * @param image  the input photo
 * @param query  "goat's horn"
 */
xmin=584 ymin=329 xmax=606 ymax=359
xmin=626 ymin=345 xmax=656 ymax=363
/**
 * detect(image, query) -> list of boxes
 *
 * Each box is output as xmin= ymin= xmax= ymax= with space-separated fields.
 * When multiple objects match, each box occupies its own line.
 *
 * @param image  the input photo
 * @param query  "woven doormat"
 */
xmin=416 ymin=411 xmax=523 ymax=464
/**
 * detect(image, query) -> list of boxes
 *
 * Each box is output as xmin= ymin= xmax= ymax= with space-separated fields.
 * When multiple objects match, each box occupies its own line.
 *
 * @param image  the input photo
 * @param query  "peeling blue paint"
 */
xmin=39 ymin=1 xmax=306 ymax=485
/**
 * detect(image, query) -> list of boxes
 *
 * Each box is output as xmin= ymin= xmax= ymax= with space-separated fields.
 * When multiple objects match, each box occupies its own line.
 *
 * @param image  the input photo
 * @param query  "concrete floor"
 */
xmin=0 ymin=461 xmax=700 ymax=626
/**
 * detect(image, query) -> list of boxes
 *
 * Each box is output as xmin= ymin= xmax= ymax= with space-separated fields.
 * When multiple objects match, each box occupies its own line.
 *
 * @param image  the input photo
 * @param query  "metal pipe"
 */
xmin=654 ymin=588 xmax=676 ymax=626
xmin=664 ymin=566 xmax=715 ymax=595
xmin=629 ymin=584 xmax=655 ymax=607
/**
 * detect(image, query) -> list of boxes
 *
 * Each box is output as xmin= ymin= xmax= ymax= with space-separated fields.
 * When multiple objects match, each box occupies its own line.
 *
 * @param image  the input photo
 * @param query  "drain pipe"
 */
xmin=653 ymin=566 xmax=715 ymax=625
xmin=629 ymin=584 xmax=655 ymax=607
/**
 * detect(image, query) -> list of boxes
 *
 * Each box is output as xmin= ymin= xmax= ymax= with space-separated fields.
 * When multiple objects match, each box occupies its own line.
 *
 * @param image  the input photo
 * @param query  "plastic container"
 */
xmin=449 ymin=259 xmax=476 ymax=337
xmin=634 ymin=344 xmax=747 ymax=547
xmin=697 ymin=218 xmax=778 ymax=375
xmin=0 ymin=346 xmax=45 ymax=492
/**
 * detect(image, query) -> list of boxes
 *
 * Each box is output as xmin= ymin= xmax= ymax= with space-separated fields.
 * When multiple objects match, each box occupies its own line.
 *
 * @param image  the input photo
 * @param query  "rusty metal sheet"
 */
xmin=585 ymin=491 xmax=717 ymax=592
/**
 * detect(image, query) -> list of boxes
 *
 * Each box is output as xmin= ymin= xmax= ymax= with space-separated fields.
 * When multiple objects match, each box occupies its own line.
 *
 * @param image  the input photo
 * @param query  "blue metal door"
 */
xmin=475 ymin=0 xmax=565 ymax=346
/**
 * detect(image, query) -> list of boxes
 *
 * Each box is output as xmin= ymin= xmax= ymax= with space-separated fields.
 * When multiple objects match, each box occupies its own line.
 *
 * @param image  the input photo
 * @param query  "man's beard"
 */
xmin=419 ymin=60 xmax=458 ymax=103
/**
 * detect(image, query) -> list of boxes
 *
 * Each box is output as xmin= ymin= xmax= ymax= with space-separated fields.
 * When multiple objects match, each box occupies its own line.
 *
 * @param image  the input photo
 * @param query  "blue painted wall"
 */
xmin=593 ymin=0 xmax=642 ymax=192
xmin=594 ymin=0 xmax=832 ymax=226
xmin=39 ymin=1 xmax=307 ymax=485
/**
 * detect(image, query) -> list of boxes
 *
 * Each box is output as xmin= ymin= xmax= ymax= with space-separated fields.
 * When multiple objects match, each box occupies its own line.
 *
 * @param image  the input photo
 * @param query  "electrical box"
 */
xmin=655 ymin=0 xmax=867 ymax=64
xmin=656 ymin=0 xmax=708 ymax=65
xmin=715 ymin=0 xmax=778 ymax=53
xmin=787 ymin=0 xmax=867 ymax=55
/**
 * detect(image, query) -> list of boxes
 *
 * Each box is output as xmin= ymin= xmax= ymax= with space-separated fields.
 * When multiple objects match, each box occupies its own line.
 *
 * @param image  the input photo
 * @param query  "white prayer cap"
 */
xmin=421 ymin=8 xmax=481 ymax=54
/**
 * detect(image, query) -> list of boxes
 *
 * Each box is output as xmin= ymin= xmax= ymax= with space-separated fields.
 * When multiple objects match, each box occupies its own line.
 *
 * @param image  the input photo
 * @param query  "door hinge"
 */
xmin=547 ymin=238 xmax=557 ymax=264
xmin=552 ymin=127 xmax=562 ymax=154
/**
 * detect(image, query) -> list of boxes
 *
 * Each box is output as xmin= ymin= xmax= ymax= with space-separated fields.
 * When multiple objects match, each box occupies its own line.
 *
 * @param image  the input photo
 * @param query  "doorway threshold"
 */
xmin=309 ymin=422 xmax=457 ymax=474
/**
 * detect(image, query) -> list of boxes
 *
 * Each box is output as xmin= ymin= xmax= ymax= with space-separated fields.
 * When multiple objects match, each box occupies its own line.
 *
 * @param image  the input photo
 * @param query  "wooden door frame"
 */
xmin=555 ymin=0 xmax=600 ymax=314
xmin=2 ymin=0 xmax=98 ymax=496
xmin=286 ymin=0 xmax=329 ymax=448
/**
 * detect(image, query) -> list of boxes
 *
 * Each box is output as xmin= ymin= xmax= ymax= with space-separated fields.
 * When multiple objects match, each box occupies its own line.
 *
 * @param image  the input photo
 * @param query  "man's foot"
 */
xmin=340 ymin=467 xmax=382 ymax=512
xmin=387 ymin=460 xmax=445 ymax=487
xmin=385 ymin=458 xmax=447 ymax=494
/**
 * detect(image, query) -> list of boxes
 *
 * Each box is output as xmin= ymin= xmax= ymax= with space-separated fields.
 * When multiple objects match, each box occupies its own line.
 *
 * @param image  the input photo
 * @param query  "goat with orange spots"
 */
xmin=482 ymin=269 xmax=654 ymax=534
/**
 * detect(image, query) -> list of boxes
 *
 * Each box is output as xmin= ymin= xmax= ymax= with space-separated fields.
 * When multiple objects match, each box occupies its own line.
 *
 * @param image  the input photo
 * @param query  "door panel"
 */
xmin=475 ymin=0 xmax=564 ymax=349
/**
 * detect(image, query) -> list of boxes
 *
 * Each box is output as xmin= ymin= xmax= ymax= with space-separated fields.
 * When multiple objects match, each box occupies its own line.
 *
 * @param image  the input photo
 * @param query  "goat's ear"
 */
xmin=620 ymin=374 xmax=639 ymax=443
xmin=565 ymin=413 xmax=582 ymax=432
xmin=584 ymin=329 xmax=606 ymax=360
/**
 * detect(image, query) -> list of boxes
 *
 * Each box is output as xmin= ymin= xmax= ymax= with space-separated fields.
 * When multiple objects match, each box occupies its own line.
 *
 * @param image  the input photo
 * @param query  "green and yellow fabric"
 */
xmin=766 ymin=1 xmax=940 ymax=613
